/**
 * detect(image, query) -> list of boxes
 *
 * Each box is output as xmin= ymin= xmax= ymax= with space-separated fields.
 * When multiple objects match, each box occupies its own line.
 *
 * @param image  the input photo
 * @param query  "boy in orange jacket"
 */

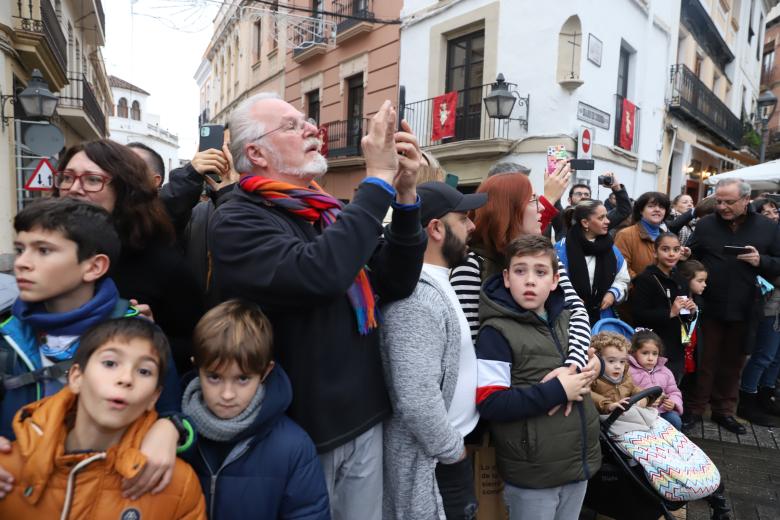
xmin=0 ymin=318 xmax=205 ymax=519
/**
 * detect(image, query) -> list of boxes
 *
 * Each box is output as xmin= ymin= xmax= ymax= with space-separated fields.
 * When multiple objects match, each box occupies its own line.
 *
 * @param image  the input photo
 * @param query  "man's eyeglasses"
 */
xmin=715 ymin=197 xmax=746 ymax=207
xmin=54 ymin=171 xmax=111 ymax=192
xmin=255 ymin=117 xmax=318 ymax=141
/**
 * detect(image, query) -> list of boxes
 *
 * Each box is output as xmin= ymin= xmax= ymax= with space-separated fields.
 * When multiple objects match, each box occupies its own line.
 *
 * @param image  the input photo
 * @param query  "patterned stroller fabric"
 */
xmin=610 ymin=416 xmax=721 ymax=502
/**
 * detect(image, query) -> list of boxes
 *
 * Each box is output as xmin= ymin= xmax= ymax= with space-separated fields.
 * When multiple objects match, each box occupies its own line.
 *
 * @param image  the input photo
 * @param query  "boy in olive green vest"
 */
xmin=475 ymin=235 xmax=601 ymax=520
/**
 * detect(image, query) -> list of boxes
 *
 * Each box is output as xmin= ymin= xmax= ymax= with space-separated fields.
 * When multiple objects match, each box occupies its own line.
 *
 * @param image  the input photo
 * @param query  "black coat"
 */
xmin=631 ymin=265 xmax=693 ymax=380
xmin=111 ymin=242 xmax=204 ymax=373
xmin=208 ymin=181 xmax=426 ymax=452
xmin=688 ymin=207 xmax=780 ymax=322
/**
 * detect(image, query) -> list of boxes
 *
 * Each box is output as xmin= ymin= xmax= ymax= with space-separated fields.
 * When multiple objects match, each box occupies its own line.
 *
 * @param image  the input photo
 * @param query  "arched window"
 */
xmin=131 ymin=100 xmax=141 ymax=120
xmin=557 ymin=15 xmax=583 ymax=86
xmin=117 ymin=97 xmax=128 ymax=118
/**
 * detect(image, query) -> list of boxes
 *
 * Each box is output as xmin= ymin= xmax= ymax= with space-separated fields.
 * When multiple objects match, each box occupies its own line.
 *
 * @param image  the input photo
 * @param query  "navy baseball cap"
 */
xmin=417 ymin=181 xmax=488 ymax=226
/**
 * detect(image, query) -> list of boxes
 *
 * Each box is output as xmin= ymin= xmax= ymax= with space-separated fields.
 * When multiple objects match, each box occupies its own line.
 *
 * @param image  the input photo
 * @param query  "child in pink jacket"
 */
xmin=628 ymin=329 xmax=684 ymax=430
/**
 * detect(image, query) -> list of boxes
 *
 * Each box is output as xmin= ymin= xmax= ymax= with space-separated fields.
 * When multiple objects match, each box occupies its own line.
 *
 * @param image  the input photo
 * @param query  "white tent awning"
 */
xmin=704 ymin=159 xmax=780 ymax=191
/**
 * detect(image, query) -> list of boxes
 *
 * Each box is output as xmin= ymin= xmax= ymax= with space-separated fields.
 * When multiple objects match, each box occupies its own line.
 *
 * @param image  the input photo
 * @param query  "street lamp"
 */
xmin=757 ymin=89 xmax=777 ymax=162
xmin=1 ymin=69 xmax=59 ymax=129
xmin=482 ymin=73 xmax=530 ymax=130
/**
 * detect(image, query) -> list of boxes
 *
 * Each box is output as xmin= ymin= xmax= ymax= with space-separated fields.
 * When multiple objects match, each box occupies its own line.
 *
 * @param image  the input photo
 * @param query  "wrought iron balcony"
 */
xmin=404 ymin=83 xmax=527 ymax=148
xmin=614 ymin=94 xmax=641 ymax=153
xmin=13 ymin=0 xmax=68 ymax=77
xmin=333 ymin=0 xmax=374 ymax=36
xmin=59 ymin=74 xmax=107 ymax=136
xmin=322 ymin=118 xmax=370 ymax=158
xmin=669 ymin=64 xmax=742 ymax=147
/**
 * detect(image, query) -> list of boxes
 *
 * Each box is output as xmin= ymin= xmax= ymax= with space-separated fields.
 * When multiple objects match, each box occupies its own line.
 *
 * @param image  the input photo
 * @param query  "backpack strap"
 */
xmin=2 ymin=359 xmax=72 ymax=392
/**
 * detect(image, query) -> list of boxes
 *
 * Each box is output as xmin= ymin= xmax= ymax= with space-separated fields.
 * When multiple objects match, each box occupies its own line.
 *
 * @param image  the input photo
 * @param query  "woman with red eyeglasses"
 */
xmin=55 ymin=139 xmax=203 ymax=373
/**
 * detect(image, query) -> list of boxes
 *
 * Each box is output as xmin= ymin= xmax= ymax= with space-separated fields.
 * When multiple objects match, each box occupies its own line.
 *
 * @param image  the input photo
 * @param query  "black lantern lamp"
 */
xmin=758 ymin=89 xmax=778 ymax=123
xmin=758 ymin=89 xmax=778 ymax=162
xmin=482 ymin=73 xmax=530 ymax=130
xmin=2 ymin=69 xmax=59 ymax=129
xmin=483 ymin=74 xmax=517 ymax=119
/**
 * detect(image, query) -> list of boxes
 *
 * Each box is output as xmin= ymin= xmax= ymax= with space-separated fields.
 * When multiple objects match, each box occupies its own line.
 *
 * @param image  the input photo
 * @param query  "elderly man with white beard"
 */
xmin=208 ymin=93 xmax=427 ymax=519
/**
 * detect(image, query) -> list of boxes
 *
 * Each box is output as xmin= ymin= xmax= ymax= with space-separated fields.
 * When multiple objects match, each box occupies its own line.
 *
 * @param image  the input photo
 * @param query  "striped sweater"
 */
xmin=449 ymin=250 xmax=591 ymax=369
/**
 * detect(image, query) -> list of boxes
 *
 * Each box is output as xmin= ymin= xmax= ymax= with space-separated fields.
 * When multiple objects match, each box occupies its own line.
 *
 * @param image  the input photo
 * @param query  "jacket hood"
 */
xmin=479 ymin=273 xmax=566 ymax=326
xmin=12 ymin=387 xmax=155 ymax=506
xmin=181 ymin=362 xmax=293 ymax=443
xmin=628 ymin=354 xmax=669 ymax=372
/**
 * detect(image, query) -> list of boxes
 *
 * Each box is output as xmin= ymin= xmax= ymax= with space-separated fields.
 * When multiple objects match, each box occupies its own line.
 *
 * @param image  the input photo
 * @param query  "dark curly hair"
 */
xmin=57 ymin=139 xmax=174 ymax=250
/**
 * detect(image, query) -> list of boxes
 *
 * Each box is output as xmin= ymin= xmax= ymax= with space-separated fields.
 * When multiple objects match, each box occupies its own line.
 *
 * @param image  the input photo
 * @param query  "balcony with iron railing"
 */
xmin=333 ymin=0 xmax=374 ymax=43
xmin=290 ymin=1 xmax=377 ymax=60
xmin=669 ymin=64 xmax=742 ymax=147
xmin=404 ymin=83 xmax=523 ymax=149
xmin=12 ymin=0 xmax=68 ymax=86
xmin=58 ymin=74 xmax=107 ymax=137
xmin=322 ymin=118 xmax=370 ymax=158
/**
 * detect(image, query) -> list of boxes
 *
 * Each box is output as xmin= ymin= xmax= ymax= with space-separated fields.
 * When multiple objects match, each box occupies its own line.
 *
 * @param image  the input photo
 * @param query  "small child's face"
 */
xmin=601 ymin=346 xmax=628 ymax=380
xmin=633 ymin=341 xmax=660 ymax=371
xmin=199 ymin=360 xmax=271 ymax=419
xmin=689 ymin=271 xmax=707 ymax=295
xmin=655 ymin=236 xmax=681 ymax=271
xmin=14 ymin=226 xmax=104 ymax=306
xmin=68 ymin=337 xmax=161 ymax=433
xmin=503 ymin=252 xmax=559 ymax=314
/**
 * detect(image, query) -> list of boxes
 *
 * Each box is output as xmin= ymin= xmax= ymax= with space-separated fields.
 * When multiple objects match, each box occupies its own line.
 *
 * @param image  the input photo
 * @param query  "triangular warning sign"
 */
xmin=25 ymin=159 xmax=55 ymax=191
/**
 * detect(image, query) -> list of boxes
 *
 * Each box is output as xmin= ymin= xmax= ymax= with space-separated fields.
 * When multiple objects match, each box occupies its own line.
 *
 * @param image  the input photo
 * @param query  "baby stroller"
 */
xmin=581 ymin=319 xmax=730 ymax=520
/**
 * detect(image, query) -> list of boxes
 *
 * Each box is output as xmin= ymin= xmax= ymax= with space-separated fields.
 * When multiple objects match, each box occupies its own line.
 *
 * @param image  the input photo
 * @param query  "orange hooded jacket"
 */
xmin=0 ymin=388 xmax=206 ymax=520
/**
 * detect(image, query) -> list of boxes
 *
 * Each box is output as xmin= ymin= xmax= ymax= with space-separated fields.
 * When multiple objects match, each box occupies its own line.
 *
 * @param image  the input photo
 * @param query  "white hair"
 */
xmin=229 ymin=92 xmax=282 ymax=172
xmin=715 ymin=178 xmax=751 ymax=198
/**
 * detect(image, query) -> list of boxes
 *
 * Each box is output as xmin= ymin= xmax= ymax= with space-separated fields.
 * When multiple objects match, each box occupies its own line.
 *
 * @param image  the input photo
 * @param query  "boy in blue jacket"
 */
xmin=0 ymin=198 xmax=189 ymax=500
xmin=181 ymin=299 xmax=329 ymax=520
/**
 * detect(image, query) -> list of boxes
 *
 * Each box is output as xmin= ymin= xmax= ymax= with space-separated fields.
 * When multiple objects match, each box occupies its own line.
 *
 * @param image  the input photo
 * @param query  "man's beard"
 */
xmin=270 ymin=138 xmax=329 ymax=179
xmin=441 ymin=221 xmax=469 ymax=268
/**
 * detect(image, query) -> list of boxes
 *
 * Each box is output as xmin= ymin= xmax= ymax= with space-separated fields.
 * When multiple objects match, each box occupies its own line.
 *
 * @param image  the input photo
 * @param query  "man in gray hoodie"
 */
xmin=380 ymin=182 xmax=487 ymax=520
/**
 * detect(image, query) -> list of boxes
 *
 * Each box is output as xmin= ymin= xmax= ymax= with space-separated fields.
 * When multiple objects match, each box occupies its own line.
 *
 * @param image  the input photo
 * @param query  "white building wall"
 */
xmin=108 ymin=86 xmax=179 ymax=184
xmin=399 ymin=0 xmax=680 ymax=199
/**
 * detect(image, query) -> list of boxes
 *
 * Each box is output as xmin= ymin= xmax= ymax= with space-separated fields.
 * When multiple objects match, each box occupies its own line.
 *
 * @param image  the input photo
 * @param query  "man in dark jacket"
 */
xmin=209 ymin=93 xmax=426 ymax=520
xmin=686 ymin=178 xmax=780 ymax=433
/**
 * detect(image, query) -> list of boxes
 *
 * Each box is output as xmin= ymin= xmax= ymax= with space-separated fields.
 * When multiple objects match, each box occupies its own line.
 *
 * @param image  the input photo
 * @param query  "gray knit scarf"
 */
xmin=181 ymin=377 xmax=266 ymax=442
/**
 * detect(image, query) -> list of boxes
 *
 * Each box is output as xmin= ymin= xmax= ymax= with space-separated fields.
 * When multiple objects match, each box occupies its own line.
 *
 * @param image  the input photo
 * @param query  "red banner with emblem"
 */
xmin=431 ymin=91 xmax=458 ymax=141
xmin=318 ymin=124 xmax=328 ymax=157
xmin=619 ymin=98 xmax=636 ymax=150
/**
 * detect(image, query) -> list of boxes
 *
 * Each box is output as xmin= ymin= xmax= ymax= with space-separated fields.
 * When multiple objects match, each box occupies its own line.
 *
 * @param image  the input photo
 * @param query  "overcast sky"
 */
xmin=103 ymin=0 xmax=219 ymax=160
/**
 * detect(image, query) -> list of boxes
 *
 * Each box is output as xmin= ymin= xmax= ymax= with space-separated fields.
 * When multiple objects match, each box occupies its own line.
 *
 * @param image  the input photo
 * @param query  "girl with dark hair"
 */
xmin=555 ymin=200 xmax=630 ymax=325
xmin=630 ymin=232 xmax=697 ymax=381
xmin=615 ymin=191 xmax=672 ymax=279
xmin=56 ymin=140 xmax=203 ymax=373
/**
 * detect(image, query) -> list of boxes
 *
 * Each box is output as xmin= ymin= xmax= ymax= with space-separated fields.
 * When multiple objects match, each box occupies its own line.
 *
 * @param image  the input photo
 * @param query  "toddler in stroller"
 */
xmin=582 ymin=320 xmax=730 ymax=520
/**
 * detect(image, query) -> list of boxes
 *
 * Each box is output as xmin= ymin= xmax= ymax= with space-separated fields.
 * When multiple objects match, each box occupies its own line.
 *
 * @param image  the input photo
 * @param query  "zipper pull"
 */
xmin=210 ymin=475 xmax=217 ymax=498
xmin=666 ymin=288 xmax=671 ymax=300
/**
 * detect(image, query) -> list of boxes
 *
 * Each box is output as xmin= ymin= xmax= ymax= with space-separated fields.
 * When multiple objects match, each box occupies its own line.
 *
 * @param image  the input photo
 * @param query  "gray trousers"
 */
xmin=503 ymin=480 xmax=587 ymax=520
xmin=318 ymin=423 xmax=383 ymax=520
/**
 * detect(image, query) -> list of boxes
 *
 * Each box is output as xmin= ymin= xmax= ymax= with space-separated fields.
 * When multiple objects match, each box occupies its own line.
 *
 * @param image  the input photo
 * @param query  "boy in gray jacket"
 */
xmin=380 ymin=182 xmax=486 ymax=520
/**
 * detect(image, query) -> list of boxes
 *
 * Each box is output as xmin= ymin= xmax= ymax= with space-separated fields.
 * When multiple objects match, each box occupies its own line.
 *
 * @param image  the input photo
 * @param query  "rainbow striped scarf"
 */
xmin=240 ymin=174 xmax=379 ymax=335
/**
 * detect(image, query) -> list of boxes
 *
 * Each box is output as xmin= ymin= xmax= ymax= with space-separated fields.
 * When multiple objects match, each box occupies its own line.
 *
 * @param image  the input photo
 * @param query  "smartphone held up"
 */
xmin=199 ymin=124 xmax=225 ymax=184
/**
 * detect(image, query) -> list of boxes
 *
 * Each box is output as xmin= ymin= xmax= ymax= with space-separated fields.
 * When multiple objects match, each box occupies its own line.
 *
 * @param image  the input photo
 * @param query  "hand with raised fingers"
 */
xmin=544 ymin=159 xmax=572 ymax=205
xmin=393 ymin=119 xmax=421 ymax=204
xmin=361 ymin=100 xmax=398 ymax=185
